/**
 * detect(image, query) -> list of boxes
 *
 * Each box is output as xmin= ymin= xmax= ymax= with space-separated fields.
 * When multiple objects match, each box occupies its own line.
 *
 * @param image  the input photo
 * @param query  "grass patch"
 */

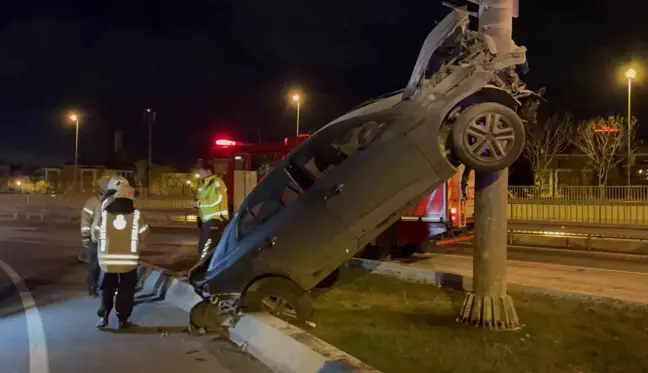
xmin=309 ymin=268 xmax=648 ymax=373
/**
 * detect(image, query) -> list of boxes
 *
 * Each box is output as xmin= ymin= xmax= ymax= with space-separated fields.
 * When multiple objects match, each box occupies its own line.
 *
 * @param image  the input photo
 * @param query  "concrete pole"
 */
xmin=458 ymin=170 xmax=518 ymax=328
xmin=458 ymin=0 xmax=520 ymax=329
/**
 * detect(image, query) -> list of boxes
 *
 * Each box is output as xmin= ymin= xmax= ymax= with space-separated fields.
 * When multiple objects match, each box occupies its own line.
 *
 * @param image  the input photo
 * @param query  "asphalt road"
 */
xmin=427 ymin=243 xmax=648 ymax=273
xmin=0 ymin=227 xmax=270 ymax=373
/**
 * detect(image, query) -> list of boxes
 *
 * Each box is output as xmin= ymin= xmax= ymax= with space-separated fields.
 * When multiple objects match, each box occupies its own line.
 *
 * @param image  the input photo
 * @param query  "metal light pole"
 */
xmin=292 ymin=94 xmax=301 ymax=136
xmin=144 ymin=108 xmax=156 ymax=193
xmin=625 ymin=68 xmax=636 ymax=186
xmin=69 ymin=114 xmax=80 ymax=189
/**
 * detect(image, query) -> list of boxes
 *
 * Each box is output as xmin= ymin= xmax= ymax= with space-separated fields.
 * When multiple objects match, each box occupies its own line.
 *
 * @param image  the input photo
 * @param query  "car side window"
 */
xmin=237 ymin=173 xmax=302 ymax=239
xmin=303 ymin=120 xmax=384 ymax=180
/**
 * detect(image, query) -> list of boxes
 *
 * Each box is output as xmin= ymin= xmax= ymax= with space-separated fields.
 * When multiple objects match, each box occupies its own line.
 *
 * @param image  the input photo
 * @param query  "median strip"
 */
xmin=307 ymin=265 xmax=648 ymax=373
xmin=136 ymin=261 xmax=378 ymax=373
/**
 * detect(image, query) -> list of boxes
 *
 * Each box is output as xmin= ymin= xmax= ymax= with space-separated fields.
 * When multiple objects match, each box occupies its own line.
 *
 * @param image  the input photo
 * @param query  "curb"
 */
xmin=347 ymin=258 xmax=648 ymax=307
xmin=137 ymin=262 xmax=379 ymax=373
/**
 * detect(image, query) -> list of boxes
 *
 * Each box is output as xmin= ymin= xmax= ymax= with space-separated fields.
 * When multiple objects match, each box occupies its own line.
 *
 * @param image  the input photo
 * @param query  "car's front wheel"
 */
xmin=451 ymin=102 xmax=525 ymax=172
xmin=241 ymin=277 xmax=313 ymax=325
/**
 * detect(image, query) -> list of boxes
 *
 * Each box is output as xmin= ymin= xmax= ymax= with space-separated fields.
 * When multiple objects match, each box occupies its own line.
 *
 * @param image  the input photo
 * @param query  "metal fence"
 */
xmin=0 ymin=194 xmax=193 ymax=211
xmin=6 ymin=186 xmax=648 ymax=226
xmin=508 ymin=186 xmax=648 ymax=203
xmin=508 ymin=186 xmax=648 ymax=225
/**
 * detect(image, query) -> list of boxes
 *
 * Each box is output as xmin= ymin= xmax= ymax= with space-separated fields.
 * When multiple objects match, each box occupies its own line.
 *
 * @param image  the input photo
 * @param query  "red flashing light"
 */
xmin=298 ymin=133 xmax=310 ymax=138
xmin=284 ymin=137 xmax=288 ymax=145
xmin=215 ymin=139 xmax=238 ymax=147
xmin=146 ymin=108 xmax=151 ymax=113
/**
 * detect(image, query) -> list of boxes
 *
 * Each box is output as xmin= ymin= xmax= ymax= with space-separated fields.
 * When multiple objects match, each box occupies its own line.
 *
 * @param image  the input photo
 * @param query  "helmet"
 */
xmin=105 ymin=176 xmax=135 ymax=200
xmin=96 ymin=175 xmax=112 ymax=195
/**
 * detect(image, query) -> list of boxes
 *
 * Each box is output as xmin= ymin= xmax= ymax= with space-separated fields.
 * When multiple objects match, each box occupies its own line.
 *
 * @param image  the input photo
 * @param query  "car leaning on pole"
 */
xmin=188 ymin=8 xmax=541 ymax=325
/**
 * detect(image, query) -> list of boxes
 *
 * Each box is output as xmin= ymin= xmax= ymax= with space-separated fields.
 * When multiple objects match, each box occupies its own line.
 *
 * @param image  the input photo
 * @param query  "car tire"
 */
xmin=451 ymin=102 xmax=525 ymax=172
xmin=241 ymin=277 xmax=313 ymax=325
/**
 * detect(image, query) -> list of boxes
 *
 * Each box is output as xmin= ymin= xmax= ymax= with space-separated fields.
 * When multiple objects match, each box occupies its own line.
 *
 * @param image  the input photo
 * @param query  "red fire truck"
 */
xmin=205 ymin=135 xmax=474 ymax=259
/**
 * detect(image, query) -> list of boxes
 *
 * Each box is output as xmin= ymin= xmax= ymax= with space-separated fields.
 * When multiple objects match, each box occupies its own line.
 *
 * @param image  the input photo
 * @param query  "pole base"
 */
xmin=457 ymin=292 xmax=520 ymax=330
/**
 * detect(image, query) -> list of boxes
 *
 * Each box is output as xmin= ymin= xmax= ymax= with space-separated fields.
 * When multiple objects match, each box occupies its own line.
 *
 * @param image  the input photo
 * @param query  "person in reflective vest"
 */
xmin=80 ymin=176 xmax=111 ymax=297
xmin=195 ymin=162 xmax=229 ymax=261
xmin=91 ymin=176 xmax=149 ymax=329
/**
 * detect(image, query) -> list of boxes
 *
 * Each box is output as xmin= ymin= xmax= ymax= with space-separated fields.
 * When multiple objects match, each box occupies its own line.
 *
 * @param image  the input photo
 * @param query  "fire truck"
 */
xmin=204 ymin=135 xmax=475 ymax=259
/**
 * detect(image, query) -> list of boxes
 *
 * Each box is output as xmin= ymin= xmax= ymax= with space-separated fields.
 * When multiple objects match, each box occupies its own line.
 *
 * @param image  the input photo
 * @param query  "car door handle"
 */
xmin=324 ymin=184 xmax=344 ymax=201
xmin=264 ymin=237 xmax=276 ymax=248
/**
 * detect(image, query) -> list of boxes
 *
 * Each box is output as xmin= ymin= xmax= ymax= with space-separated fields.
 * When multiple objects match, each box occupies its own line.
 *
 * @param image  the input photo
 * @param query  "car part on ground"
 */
xmin=451 ymin=102 xmax=525 ymax=172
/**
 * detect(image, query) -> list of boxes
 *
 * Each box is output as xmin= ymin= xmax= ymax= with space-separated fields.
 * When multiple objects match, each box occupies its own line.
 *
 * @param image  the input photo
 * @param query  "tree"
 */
xmin=523 ymin=114 xmax=572 ymax=191
xmin=571 ymin=116 xmax=633 ymax=186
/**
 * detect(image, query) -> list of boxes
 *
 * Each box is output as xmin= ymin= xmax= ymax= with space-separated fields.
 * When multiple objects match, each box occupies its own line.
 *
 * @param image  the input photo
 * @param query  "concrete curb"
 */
xmin=137 ymin=262 xmax=379 ymax=373
xmin=347 ymin=258 xmax=648 ymax=307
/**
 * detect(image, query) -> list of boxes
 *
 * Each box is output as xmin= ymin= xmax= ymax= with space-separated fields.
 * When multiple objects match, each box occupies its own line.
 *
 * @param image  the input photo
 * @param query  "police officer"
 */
xmin=92 ymin=176 xmax=149 ymax=329
xmin=195 ymin=162 xmax=229 ymax=261
xmin=80 ymin=176 xmax=110 ymax=297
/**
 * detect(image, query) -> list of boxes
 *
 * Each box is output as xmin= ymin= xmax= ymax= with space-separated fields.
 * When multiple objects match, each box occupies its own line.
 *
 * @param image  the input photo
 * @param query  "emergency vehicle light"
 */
xmin=215 ymin=139 xmax=238 ymax=147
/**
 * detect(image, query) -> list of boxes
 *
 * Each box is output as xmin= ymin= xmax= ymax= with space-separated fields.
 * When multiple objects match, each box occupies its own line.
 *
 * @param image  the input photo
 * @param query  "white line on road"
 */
xmin=0 ymin=260 xmax=50 ymax=373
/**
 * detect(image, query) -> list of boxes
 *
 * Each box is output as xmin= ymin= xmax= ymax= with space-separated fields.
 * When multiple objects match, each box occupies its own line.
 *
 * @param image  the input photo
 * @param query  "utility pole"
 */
xmin=625 ymin=68 xmax=636 ymax=186
xmin=144 ymin=108 xmax=156 ymax=195
xmin=457 ymin=0 xmax=523 ymax=330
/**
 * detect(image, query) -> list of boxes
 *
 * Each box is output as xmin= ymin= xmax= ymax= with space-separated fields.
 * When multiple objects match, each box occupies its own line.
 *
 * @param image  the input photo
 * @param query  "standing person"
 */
xmin=92 ymin=176 xmax=149 ymax=329
xmin=80 ymin=176 xmax=110 ymax=297
xmin=195 ymin=162 xmax=229 ymax=261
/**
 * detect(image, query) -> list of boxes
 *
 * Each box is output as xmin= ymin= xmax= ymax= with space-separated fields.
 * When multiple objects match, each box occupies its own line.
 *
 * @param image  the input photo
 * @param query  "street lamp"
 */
xmin=69 ymin=113 xmax=80 ymax=189
xmin=625 ymin=68 xmax=637 ymax=186
xmin=292 ymin=93 xmax=302 ymax=137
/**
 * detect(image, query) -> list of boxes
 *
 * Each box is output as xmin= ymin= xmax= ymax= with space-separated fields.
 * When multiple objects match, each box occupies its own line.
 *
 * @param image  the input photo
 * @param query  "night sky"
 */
xmin=1 ymin=0 xmax=646 ymax=169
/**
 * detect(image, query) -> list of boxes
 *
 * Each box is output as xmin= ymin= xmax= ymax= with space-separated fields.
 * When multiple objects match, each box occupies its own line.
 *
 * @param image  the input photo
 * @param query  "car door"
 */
xmin=236 ymin=165 xmax=357 ymax=290
xmin=303 ymin=111 xmax=441 ymax=245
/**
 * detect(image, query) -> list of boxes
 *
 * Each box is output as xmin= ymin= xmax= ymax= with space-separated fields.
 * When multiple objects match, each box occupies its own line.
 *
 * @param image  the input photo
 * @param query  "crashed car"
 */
xmin=189 ymin=8 xmax=540 ymax=324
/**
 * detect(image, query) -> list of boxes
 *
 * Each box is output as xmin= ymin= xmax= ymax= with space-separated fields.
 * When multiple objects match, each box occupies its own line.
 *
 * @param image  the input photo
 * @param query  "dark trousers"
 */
xmin=87 ymin=242 xmax=101 ymax=291
xmin=99 ymin=270 xmax=138 ymax=321
xmin=197 ymin=219 xmax=224 ymax=259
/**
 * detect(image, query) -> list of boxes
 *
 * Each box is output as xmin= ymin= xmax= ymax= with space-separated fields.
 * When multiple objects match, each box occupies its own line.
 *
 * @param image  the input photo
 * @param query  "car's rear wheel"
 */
xmin=241 ymin=277 xmax=313 ymax=325
xmin=451 ymin=102 xmax=525 ymax=172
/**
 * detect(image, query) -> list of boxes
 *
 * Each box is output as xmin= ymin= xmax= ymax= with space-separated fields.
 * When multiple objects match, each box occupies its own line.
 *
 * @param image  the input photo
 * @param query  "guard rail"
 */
xmin=0 ymin=205 xmax=198 ymax=227
xmin=507 ymin=220 xmax=648 ymax=251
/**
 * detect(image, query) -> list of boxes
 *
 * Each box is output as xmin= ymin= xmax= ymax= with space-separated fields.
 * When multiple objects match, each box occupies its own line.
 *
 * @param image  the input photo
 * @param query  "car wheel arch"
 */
xmin=241 ymin=273 xmax=307 ymax=299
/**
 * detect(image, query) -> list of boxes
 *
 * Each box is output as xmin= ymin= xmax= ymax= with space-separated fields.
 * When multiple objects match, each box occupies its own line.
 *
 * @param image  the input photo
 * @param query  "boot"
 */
xmin=88 ymin=287 xmax=98 ymax=297
xmin=96 ymin=317 xmax=108 ymax=328
xmin=118 ymin=320 xmax=132 ymax=330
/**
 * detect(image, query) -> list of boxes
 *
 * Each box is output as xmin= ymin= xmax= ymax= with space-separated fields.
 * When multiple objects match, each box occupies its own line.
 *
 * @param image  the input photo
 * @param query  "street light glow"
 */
xmin=626 ymin=68 xmax=637 ymax=80
xmin=69 ymin=114 xmax=78 ymax=121
xmin=292 ymin=94 xmax=301 ymax=102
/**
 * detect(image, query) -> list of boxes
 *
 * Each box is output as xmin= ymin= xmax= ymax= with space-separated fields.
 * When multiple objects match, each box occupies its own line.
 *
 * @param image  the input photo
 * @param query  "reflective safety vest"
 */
xmin=97 ymin=209 xmax=148 ymax=273
xmin=81 ymin=196 xmax=101 ymax=243
xmin=197 ymin=175 xmax=229 ymax=223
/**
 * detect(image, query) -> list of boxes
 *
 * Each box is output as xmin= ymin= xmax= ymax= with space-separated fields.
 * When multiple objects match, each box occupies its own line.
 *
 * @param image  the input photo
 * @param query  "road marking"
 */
xmin=0 ymin=260 xmax=50 ymax=373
